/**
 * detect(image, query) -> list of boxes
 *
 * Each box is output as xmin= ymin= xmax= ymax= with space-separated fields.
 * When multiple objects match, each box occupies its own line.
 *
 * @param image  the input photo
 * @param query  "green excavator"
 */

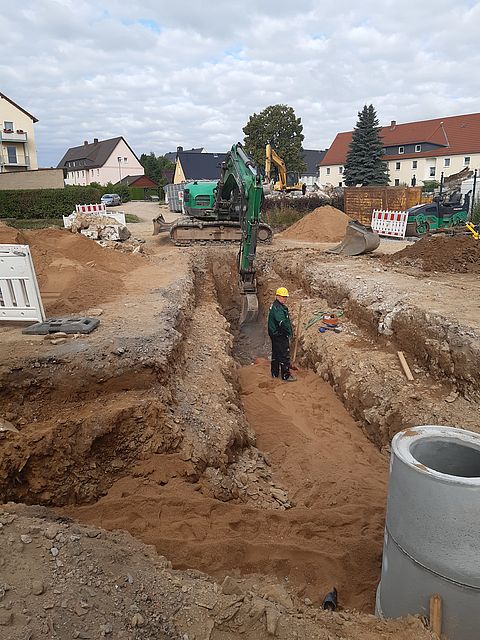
xmin=153 ymin=143 xmax=273 ymax=323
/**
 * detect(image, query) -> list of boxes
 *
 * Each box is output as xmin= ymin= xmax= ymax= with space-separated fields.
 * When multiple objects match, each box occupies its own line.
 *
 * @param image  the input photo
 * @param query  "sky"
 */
xmin=1 ymin=0 xmax=480 ymax=167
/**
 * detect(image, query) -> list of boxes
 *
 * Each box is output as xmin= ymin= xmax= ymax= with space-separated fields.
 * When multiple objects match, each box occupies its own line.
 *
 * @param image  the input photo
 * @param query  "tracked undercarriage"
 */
xmin=153 ymin=214 xmax=273 ymax=246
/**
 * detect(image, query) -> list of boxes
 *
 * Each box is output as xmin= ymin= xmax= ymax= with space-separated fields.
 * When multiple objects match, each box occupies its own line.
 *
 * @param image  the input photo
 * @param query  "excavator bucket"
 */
xmin=328 ymin=220 xmax=380 ymax=256
xmin=239 ymin=293 xmax=259 ymax=325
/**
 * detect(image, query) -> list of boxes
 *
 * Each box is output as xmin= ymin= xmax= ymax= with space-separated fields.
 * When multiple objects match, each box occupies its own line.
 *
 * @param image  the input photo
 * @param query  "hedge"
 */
xmin=0 ymin=186 xmax=102 ymax=219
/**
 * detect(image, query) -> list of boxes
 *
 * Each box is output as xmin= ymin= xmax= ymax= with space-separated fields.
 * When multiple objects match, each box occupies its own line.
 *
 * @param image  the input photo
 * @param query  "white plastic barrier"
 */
xmin=371 ymin=209 xmax=408 ymax=238
xmin=0 ymin=244 xmax=45 ymax=321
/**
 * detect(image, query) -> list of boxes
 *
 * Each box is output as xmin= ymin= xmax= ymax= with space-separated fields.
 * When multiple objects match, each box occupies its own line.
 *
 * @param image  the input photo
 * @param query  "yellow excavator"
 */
xmin=264 ymin=144 xmax=305 ymax=193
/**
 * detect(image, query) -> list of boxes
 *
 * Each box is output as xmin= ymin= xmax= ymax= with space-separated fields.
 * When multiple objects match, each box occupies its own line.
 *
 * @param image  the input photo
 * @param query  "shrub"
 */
xmin=0 ymin=186 xmax=102 ymax=219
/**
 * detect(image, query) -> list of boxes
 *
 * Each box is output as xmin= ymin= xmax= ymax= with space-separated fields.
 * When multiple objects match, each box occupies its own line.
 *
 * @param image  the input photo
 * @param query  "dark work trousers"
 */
xmin=270 ymin=334 xmax=291 ymax=380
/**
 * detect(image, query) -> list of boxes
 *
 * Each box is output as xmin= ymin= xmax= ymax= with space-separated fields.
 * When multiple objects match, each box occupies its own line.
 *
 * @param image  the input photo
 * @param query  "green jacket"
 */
xmin=268 ymin=299 xmax=293 ymax=338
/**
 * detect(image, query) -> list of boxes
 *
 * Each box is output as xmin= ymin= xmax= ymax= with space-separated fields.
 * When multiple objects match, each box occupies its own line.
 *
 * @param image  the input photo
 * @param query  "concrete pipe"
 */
xmin=376 ymin=426 xmax=480 ymax=640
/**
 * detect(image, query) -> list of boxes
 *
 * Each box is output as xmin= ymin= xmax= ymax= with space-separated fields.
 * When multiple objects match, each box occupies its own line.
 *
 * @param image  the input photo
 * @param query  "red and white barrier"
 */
xmin=75 ymin=203 xmax=107 ymax=214
xmin=371 ymin=209 xmax=408 ymax=238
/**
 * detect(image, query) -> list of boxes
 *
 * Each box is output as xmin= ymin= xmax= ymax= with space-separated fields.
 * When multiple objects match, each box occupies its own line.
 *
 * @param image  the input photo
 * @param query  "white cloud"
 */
xmin=1 ymin=0 xmax=479 ymax=166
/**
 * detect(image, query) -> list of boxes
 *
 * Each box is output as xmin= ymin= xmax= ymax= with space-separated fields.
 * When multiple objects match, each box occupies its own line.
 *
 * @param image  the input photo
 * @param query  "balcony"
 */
xmin=1 ymin=153 xmax=30 ymax=168
xmin=1 ymin=130 xmax=28 ymax=143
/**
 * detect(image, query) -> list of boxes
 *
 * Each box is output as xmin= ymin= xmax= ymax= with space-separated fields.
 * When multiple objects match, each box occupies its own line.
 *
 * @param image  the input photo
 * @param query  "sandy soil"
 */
xmin=0 ymin=203 xmax=477 ymax=638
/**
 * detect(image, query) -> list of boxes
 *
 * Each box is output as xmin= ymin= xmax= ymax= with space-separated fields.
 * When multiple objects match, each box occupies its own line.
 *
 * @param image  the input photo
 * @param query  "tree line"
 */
xmin=140 ymin=103 xmax=388 ymax=187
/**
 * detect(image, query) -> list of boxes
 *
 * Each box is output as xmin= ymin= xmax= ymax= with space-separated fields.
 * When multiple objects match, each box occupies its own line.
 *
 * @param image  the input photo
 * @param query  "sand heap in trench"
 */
xmin=0 ymin=224 xmax=142 ymax=314
xmin=279 ymin=205 xmax=350 ymax=242
xmin=385 ymin=234 xmax=480 ymax=273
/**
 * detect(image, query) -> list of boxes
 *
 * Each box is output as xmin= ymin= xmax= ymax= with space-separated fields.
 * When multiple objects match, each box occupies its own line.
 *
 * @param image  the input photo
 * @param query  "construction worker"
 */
xmin=268 ymin=287 xmax=297 ymax=382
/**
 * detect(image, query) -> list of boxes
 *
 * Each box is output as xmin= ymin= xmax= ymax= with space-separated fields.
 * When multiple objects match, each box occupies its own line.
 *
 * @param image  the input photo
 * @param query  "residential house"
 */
xmin=116 ymin=174 xmax=157 ymax=189
xmin=173 ymin=151 xmax=226 ymax=184
xmin=300 ymin=149 xmax=327 ymax=187
xmin=319 ymin=113 xmax=480 ymax=188
xmin=0 ymin=92 xmax=39 ymax=173
xmin=57 ymin=137 xmax=144 ymax=186
xmin=164 ymin=146 xmax=205 ymax=164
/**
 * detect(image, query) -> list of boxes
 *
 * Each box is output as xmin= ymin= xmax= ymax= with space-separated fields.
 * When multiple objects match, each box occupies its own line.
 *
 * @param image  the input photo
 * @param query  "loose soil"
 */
xmin=0 ymin=224 xmax=142 ymax=315
xmin=384 ymin=233 xmax=480 ymax=273
xmin=1 ymin=202 xmax=476 ymax=638
xmin=279 ymin=205 xmax=350 ymax=242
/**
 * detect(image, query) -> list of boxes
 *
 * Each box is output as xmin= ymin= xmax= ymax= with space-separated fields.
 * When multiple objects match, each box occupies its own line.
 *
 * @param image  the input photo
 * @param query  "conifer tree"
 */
xmin=343 ymin=105 xmax=389 ymax=186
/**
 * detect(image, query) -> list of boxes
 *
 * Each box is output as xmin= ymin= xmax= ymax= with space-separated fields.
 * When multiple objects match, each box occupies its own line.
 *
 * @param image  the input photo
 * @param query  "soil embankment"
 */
xmin=0 ymin=225 xmax=141 ymax=314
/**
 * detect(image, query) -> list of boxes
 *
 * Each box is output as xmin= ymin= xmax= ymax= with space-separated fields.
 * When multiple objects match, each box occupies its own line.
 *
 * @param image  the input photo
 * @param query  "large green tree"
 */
xmin=140 ymin=152 xmax=175 ymax=187
xmin=343 ymin=105 xmax=389 ymax=186
xmin=243 ymin=104 xmax=305 ymax=173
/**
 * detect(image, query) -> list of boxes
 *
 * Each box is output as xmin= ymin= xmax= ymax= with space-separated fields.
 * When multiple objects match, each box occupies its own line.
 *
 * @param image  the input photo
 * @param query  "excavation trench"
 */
xmin=0 ymin=250 xmax=389 ymax=613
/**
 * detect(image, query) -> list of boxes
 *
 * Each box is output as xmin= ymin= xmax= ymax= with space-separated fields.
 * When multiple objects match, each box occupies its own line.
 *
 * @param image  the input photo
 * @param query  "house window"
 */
xmin=394 ymin=179 xmax=400 ymax=186
xmin=429 ymin=166 xmax=436 ymax=177
xmin=412 ymin=160 xmax=417 ymax=169
xmin=97 ymin=169 xmax=99 ymax=176
xmin=444 ymin=158 xmax=450 ymax=167
xmin=398 ymin=146 xmax=404 ymax=154
xmin=326 ymin=167 xmax=330 ymax=175
xmin=395 ymin=162 xmax=401 ymax=170
xmin=339 ymin=166 xmax=343 ymax=174
xmin=124 ymin=157 xmax=127 ymax=162
xmin=464 ymin=156 xmax=470 ymax=165
xmin=7 ymin=146 xmax=17 ymax=163
xmin=338 ymin=182 xmax=343 ymax=187
xmin=415 ymin=144 xmax=422 ymax=152
xmin=4 ymin=121 xmax=14 ymax=131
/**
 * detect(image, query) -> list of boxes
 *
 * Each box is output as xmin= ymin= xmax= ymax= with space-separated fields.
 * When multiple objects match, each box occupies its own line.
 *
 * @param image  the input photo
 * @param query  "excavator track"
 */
xmin=169 ymin=219 xmax=273 ymax=246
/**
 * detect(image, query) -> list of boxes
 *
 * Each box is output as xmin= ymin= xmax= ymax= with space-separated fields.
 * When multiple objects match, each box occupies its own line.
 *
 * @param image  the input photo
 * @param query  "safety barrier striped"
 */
xmin=371 ymin=209 xmax=408 ymax=239
xmin=75 ymin=203 xmax=107 ymax=214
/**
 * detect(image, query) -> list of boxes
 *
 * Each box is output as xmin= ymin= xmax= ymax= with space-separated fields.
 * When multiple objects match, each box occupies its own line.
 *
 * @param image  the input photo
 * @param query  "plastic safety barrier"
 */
xmin=371 ymin=209 xmax=408 ymax=238
xmin=0 ymin=244 xmax=45 ymax=322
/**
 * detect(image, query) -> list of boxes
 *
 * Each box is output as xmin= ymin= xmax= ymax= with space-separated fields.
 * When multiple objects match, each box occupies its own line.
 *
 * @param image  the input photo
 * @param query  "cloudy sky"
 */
xmin=2 ymin=0 xmax=479 ymax=167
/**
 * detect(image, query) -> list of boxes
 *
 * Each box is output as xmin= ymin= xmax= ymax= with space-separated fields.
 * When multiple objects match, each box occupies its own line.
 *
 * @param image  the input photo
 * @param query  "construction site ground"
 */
xmin=1 ymin=200 xmax=477 ymax=639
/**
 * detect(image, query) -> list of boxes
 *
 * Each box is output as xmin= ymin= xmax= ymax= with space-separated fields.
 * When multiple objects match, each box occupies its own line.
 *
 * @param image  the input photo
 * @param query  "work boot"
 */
xmin=283 ymin=375 xmax=297 ymax=382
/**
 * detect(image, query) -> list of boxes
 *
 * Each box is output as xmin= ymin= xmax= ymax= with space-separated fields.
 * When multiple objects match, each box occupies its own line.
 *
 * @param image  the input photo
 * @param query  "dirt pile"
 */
xmin=385 ymin=234 xmax=480 ymax=273
xmin=0 ymin=225 xmax=142 ymax=314
xmin=279 ymin=205 xmax=350 ymax=242
xmin=0 ymin=504 xmax=434 ymax=640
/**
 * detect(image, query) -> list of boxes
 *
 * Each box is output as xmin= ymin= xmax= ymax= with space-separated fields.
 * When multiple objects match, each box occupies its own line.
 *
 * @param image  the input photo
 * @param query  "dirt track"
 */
xmin=0 ymin=202 xmax=477 ymax=638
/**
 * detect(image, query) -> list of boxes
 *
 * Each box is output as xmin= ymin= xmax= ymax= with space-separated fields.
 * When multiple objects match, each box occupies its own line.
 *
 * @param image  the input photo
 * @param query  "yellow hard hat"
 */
xmin=276 ymin=287 xmax=289 ymax=297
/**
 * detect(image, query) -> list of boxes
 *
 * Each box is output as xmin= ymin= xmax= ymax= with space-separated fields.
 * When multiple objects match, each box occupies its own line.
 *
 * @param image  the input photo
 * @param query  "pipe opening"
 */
xmin=411 ymin=439 xmax=480 ymax=478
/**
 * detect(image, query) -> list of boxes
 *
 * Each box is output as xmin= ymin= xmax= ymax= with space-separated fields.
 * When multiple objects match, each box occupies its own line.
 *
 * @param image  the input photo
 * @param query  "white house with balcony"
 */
xmin=0 ymin=92 xmax=39 ymax=173
xmin=57 ymin=137 xmax=144 ymax=186
xmin=319 ymin=113 xmax=480 ymax=188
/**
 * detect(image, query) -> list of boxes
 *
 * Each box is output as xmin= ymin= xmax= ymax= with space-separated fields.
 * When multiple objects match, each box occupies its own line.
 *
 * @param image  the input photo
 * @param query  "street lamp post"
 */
xmin=118 ymin=156 xmax=122 ymax=182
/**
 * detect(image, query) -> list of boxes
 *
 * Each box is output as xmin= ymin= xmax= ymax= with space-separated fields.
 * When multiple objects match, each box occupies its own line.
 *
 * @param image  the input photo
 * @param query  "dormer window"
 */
xmin=398 ymin=146 xmax=404 ymax=154
xmin=415 ymin=144 xmax=422 ymax=152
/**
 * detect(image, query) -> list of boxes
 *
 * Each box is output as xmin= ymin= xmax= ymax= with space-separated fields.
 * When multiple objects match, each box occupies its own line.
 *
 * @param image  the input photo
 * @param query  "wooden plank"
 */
xmin=397 ymin=351 xmax=414 ymax=381
xmin=292 ymin=302 xmax=303 ymax=364
xmin=429 ymin=593 xmax=442 ymax=637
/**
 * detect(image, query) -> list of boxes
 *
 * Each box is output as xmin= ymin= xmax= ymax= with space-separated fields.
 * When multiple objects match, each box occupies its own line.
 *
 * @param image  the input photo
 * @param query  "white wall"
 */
xmin=65 ymin=138 xmax=144 ymax=186
xmin=319 ymin=154 xmax=480 ymax=188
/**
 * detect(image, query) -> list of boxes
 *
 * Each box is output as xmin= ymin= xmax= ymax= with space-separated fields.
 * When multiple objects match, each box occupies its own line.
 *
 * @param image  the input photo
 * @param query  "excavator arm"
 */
xmin=265 ymin=143 xmax=288 ymax=189
xmin=214 ymin=143 xmax=263 ymax=323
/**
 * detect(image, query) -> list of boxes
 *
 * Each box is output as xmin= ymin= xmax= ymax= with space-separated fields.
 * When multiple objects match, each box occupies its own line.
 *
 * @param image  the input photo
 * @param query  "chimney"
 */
xmin=390 ymin=120 xmax=396 ymax=128
xmin=177 ymin=146 xmax=183 ymax=152
xmin=93 ymin=138 xmax=98 ymax=144
xmin=83 ymin=140 xmax=88 ymax=145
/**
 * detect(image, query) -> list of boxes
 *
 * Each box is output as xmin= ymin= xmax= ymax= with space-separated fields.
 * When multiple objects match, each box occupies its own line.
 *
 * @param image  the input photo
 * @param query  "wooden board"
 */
xmin=344 ymin=186 xmax=426 ymax=226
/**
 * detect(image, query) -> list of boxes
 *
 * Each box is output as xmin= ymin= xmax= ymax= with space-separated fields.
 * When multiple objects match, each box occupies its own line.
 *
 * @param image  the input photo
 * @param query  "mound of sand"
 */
xmin=386 ymin=234 xmax=480 ymax=273
xmin=0 ymin=224 xmax=142 ymax=315
xmin=279 ymin=205 xmax=350 ymax=242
